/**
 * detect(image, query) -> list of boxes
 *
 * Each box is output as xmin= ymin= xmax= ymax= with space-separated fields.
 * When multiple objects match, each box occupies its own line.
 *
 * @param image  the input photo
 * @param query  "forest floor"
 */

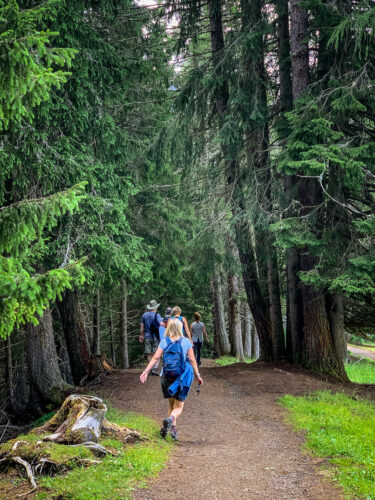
xmin=95 ymin=360 xmax=375 ymax=500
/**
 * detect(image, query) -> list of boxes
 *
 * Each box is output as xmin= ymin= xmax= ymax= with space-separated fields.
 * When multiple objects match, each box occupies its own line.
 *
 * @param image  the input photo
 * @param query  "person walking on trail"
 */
xmin=159 ymin=306 xmax=172 ymax=341
xmin=140 ymin=318 xmax=203 ymax=441
xmin=140 ymin=299 xmax=162 ymax=376
xmin=171 ymin=306 xmax=192 ymax=342
xmin=190 ymin=312 xmax=209 ymax=367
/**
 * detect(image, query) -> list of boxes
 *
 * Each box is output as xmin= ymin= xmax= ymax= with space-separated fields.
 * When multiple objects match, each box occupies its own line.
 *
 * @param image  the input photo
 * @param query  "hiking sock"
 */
xmin=170 ymin=425 xmax=178 ymax=441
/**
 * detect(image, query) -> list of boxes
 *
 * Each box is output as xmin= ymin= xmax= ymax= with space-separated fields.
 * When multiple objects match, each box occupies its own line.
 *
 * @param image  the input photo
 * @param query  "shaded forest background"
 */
xmin=0 ymin=0 xmax=374 ymax=427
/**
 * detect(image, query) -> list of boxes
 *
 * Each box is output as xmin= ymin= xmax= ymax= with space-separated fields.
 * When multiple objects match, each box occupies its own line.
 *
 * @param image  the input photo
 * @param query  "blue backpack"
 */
xmin=163 ymin=338 xmax=185 ymax=379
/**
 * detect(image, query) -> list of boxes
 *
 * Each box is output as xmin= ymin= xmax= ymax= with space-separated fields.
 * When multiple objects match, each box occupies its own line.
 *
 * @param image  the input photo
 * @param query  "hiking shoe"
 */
xmin=160 ymin=417 xmax=173 ymax=438
xmin=170 ymin=426 xmax=178 ymax=441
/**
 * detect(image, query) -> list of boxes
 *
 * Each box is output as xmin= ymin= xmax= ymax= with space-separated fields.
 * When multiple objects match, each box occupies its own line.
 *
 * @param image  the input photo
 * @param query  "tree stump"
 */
xmin=35 ymin=395 xmax=139 ymax=445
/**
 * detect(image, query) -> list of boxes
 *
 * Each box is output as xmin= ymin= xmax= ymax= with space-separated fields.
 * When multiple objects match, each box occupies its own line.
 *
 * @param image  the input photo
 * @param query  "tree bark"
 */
xmin=242 ymin=302 xmax=252 ymax=358
xmin=120 ymin=280 xmax=129 ymax=369
xmin=252 ymin=329 xmax=260 ymax=360
xmin=25 ymin=310 xmax=72 ymax=410
xmin=6 ymin=335 xmax=14 ymax=408
xmin=228 ymin=274 xmax=245 ymax=360
xmin=289 ymin=0 xmax=310 ymax=361
xmin=212 ymin=273 xmax=231 ymax=356
xmin=301 ymin=278 xmax=347 ymax=379
xmin=266 ymin=249 xmax=285 ymax=360
xmin=92 ymin=290 xmax=100 ymax=355
xmin=326 ymin=293 xmax=347 ymax=364
xmin=109 ymin=311 xmax=116 ymax=366
xmin=57 ymin=290 xmax=91 ymax=385
xmin=290 ymin=0 xmax=309 ymax=102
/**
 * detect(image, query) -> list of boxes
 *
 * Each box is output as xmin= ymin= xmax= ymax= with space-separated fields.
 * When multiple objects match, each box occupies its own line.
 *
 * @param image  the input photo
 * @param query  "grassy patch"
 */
xmin=280 ymin=390 xmax=375 ymax=499
xmin=36 ymin=410 xmax=172 ymax=500
xmin=346 ymin=358 xmax=375 ymax=384
xmin=215 ymin=356 xmax=254 ymax=366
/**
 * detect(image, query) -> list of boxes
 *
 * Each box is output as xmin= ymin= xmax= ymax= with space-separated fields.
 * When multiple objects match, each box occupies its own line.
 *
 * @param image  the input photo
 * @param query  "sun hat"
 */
xmin=146 ymin=299 xmax=160 ymax=310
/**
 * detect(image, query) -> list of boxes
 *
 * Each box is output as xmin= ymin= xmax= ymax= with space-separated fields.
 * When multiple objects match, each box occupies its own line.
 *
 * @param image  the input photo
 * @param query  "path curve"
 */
xmin=347 ymin=344 xmax=375 ymax=361
xmin=97 ymin=361 xmax=343 ymax=500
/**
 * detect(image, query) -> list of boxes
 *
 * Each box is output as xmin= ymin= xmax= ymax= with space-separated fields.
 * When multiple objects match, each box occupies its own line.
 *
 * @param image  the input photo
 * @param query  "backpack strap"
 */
xmin=165 ymin=337 xmax=172 ymax=346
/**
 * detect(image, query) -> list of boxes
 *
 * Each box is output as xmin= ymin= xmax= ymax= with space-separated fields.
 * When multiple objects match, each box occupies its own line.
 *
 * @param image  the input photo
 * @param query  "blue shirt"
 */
xmin=159 ymin=337 xmax=192 ymax=359
xmin=141 ymin=311 xmax=162 ymax=339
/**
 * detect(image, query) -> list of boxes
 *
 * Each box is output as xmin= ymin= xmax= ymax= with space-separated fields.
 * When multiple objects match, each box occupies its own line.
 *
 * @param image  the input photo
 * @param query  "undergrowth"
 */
xmin=0 ymin=409 xmax=172 ymax=500
xmin=215 ymin=356 xmax=254 ymax=366
xmin=346 ymin=358 xmax=375 ymax=384
xmin=35 ymin=410 xmax=172 ymax=500
xmin=280 ymin=391 xmax=375 ymax=499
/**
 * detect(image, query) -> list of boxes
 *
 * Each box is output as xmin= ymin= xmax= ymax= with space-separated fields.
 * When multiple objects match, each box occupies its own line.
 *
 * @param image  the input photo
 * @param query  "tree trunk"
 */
xmin=109 ymin=311 xmax=116 ymax=366
xmin=25 ymin=310 xmax=72 ymax=410
xmin=266 ymin=250 xmax=285 ymax=360
xmin=242 ymin=302 xmax=252 ymax=358
xmin=252 ymin=330 xmax=260 ymax=360
xmin=6 ymin=336 xmax=14 ymax=408
xmin=212 ymin=274 xmax=231 ymax=356
xmin=228 ymin=274 xmax=245 ymax=361
xmin=289 ymin=0 xmax=310 ymax=362
xmin=57 ymin=290 xmax=91 ymax=385
xmin=290 ymin=0 xmax=309 ymax=102
xmin=276 ymin=0 xmax=304 ymax=363
xmin=208 ymin=0 xmax=273 ymax=361
xmin=326 ymin=293 xmax=347 ymax=363
xmin=301 ymin=278 xmax=347 ymax=379
xmin=92 ymin=290 xmax=100 ymax=355
xmin=120 ymin=280 xmax=129 ymax=369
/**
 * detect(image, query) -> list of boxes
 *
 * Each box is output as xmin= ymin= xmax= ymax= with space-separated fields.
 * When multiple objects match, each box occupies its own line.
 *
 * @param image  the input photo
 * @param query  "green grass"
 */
xmin=280 ymin=391 xmax=375 ymax=499
xmin=215 ymin=356 xmax=254 ymax=366
xmin=346 ymin=358 xmax=375 ymax=384
xmin=33 ymin=410 xmax=173 ymax=500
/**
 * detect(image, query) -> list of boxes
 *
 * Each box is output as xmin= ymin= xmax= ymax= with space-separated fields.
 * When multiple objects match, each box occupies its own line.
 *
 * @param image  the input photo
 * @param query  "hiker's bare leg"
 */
xmin=167 ymin=398 xmax=174 ymax=417
xmin=170 ymin=400 xmax=184 ymax=421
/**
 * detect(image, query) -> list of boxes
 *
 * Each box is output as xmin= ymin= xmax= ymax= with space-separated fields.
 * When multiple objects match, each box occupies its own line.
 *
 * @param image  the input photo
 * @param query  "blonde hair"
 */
xmin=171 ymin=306 xmax=181 ymax=317
xmin=165 ymin=318 xmax=183 ymax=339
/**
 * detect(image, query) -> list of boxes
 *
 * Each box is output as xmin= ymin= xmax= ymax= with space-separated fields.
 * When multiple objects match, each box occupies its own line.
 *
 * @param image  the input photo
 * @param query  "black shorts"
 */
xmin=161 ymin=376 xmax=189 ymax=402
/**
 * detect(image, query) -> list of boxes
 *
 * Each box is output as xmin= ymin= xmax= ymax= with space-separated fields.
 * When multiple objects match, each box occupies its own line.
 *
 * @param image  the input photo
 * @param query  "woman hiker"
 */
xmin=140 ymin=318 xmax=203 ymax=441
xmin=171 ymin=305 xmax=192 ymax=342
xmin=190 ymin=311 xmax=209 ymax=367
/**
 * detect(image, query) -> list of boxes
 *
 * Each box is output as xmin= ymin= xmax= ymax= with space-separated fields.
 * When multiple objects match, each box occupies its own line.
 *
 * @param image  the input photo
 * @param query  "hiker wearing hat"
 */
xmin=140 ymin=300 xmax=162 ymax=375
xmin=140 ymin=318 xmax=203 ymax=441
xmin=159 ymin=306 xmax=172 ymax=341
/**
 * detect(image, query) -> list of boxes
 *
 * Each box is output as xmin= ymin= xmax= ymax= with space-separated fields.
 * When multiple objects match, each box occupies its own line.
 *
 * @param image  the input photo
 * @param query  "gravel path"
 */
xmin=97 ymin=361 xmax=345 ymax=500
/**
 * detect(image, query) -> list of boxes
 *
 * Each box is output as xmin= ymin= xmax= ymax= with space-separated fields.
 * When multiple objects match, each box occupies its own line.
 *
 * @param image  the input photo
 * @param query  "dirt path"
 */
xmin=347 ymin=344 xmax=375 ymax=361
xmin=97 ymin=361 xmax=344 ymax=500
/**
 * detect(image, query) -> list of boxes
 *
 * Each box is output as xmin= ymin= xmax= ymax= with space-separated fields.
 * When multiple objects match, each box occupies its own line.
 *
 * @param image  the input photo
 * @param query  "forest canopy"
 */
xmin=0 ymin=0 xmax=374 ymax=420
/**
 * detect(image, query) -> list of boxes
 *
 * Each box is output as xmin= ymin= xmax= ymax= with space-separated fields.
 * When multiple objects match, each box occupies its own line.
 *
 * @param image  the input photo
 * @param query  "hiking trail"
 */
xmin=97 ymin=360 xmax=345 ymax=500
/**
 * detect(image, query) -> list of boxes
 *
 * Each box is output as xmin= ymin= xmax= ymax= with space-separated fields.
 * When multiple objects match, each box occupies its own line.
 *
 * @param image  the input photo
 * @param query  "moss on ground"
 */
xmin=280 ymin=390 xmax=375 ymax=499
xmin=0 ymin=409 xmax=173 ymax=500
xmin=215 ymin=356 xmax=254 ymax=366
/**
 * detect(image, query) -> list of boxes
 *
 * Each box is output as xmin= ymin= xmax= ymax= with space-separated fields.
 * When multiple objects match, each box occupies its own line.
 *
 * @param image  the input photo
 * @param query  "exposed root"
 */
xmin=70 ymin=441 xmax=117 ymax=457
xmin=12 ymin=441 xmax=29 ymax=451
xmin=13 ymin=456 xmax=37 ymax=494
xmin=34 ymin=458 xmax=58 ymax=475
